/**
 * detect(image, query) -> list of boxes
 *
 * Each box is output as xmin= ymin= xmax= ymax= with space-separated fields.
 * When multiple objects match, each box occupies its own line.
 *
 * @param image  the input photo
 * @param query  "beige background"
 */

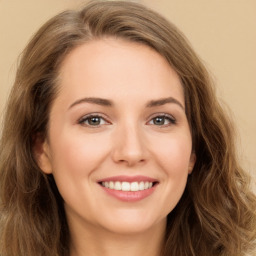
xmin=0 ymin=0 xmax=255 ymax=175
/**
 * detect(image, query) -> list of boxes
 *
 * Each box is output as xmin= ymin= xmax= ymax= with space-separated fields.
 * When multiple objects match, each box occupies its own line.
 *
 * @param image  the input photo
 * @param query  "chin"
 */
xmin=97 ymin=209 xmax=167 ymax=235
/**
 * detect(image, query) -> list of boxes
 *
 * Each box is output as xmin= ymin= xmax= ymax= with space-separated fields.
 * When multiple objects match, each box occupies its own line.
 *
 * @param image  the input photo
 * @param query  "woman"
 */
xmin=0 ymin=1 xmax=255 ymax=256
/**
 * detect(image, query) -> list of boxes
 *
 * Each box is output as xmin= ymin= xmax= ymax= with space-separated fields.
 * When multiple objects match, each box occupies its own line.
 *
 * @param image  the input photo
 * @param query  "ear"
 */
xmin=33 ymin=133 xmax=53 ymax=174
xmin=188 ymin=152 xmax=196 ymax=174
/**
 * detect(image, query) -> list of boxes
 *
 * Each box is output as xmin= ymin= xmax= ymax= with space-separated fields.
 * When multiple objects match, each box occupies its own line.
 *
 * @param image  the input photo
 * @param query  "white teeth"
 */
xmin=109 ymin=181 xmax=114 ymax=189
xmin=122 ymin=182 xmax=130 ymax=191
xmin=139 ymin=181 xmax=144 ymax=190
xmin=114 ymin=181 xmax=122 ymax=190
xmin=101 ymin=181 xmax=155 ymax=191
xmin=130 ymin=182 xmax=139 ymax=191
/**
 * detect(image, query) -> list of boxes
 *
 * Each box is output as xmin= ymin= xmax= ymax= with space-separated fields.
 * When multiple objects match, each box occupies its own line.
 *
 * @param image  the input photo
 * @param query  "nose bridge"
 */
xmin=112 ymin=118 xmax=147 ymax=166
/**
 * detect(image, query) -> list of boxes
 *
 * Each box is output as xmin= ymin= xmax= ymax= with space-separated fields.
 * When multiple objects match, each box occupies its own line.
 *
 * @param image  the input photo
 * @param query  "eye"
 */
xmin=78 ymin=114 xmax=110 ymax=127
xmin=148 ymin=114 xmax=176 ymax=126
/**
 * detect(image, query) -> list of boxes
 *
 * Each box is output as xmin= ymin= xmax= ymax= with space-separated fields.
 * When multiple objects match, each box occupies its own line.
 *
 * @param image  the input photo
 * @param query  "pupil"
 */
xmin=89 ymin=117 xmax=100 ymax=125
xmin=154 ymin=117 xmax=164 ymax=125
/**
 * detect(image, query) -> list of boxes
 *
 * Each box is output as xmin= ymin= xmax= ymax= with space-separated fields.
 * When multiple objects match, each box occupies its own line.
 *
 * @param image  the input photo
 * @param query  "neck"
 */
xmin=69 ymin=219 xmax=166 ymax=256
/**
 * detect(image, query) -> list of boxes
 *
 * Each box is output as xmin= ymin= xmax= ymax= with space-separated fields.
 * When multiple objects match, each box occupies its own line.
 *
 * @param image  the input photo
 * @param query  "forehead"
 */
xmin=56 ymin=38 xmax=184 ymax=105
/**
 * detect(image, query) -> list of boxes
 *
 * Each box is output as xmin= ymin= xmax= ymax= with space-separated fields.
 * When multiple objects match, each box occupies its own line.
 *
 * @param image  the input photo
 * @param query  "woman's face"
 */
xmin=38 ymin=39 xmax=195 ymax=235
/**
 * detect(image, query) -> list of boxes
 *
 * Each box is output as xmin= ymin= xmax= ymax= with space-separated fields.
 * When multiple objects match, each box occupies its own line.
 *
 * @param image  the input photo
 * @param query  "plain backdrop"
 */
xmin=0 ymin=0 xmax=255 ymax=176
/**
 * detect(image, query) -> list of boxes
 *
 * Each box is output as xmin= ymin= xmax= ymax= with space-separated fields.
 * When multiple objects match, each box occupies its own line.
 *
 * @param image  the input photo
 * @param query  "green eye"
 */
xmin=87 ymin=116 xmax=102 ymax=126
xmin=149 ymin=115 xmax=176 ymax=126
xmin=79 ymin=115 xmax=109 ymax=127
xmin=153 ymin=116 xmax=166 ymax=125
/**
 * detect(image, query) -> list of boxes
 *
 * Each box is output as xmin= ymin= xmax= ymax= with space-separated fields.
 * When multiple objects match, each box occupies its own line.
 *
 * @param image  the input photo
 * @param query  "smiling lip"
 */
xmin=98 ymin=175 xmax=157 ymax=183
xmin=98 ymin=175 xmax=159 ymax=202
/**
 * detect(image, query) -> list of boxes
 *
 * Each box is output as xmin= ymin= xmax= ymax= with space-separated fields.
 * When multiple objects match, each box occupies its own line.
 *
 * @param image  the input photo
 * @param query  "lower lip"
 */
xmin=100 ymin=185 xmax=157 ymax=202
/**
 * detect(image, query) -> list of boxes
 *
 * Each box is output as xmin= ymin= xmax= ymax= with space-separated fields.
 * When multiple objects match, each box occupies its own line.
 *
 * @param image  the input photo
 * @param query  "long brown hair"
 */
xmin=0 ymin=1 xmax=255 ymax=255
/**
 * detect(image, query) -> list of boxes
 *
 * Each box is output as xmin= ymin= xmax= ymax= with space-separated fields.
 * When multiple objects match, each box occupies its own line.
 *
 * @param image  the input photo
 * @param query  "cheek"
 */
xmin=48 ymin=132 xmax=112 ymax=214
xmin=150 ymin=132 xmax=192 ymax=211
xmin=153 ymin=133 xmax=193 ymax=173
xmin=49 ymin=130 xmax=111 ymax=178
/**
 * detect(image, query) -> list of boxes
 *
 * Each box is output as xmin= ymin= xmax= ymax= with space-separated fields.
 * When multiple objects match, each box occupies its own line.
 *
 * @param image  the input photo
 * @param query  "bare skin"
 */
xmin=69 ymin=215 xmax=165 ymax=256
xmin=37 ymin=38 xmax=195 ymax=256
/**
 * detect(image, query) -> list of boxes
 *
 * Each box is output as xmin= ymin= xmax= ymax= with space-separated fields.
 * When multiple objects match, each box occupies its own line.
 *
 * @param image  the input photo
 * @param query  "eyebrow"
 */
xmin=68 ymin=96 xmax=184 ymax=110
xmin=146 ymin=97 xmax=185 ymax=110
xmin=69 ymin=97 xmax=113 ymax=109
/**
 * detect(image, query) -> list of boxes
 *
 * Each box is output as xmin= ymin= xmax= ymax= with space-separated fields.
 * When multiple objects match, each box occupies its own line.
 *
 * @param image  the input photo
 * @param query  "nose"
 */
xmin=111 ymin=123 xmax=148 ymax=167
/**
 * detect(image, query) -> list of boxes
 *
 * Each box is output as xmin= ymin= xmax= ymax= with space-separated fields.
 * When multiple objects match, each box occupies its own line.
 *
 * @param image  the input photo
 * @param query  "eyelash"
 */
xmin=78 ymin=113 xmax=110 ymax=127
xmin=148 ymin=113 xmax=176 ymax=127
xmin=78 ymin=113 xmax=176 ymax=128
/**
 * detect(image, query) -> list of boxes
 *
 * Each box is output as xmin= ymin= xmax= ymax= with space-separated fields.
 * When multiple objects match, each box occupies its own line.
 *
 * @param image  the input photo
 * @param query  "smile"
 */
xmin=98 ymin=176 xmax=159 ymax=202
xmin=100 ymin=181 xmax=154 ymax=192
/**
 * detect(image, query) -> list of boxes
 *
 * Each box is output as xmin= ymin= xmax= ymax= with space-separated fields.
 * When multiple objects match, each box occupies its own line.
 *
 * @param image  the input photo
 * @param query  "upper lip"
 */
xmin=97 ymin=175 xmax=158 ymax=183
